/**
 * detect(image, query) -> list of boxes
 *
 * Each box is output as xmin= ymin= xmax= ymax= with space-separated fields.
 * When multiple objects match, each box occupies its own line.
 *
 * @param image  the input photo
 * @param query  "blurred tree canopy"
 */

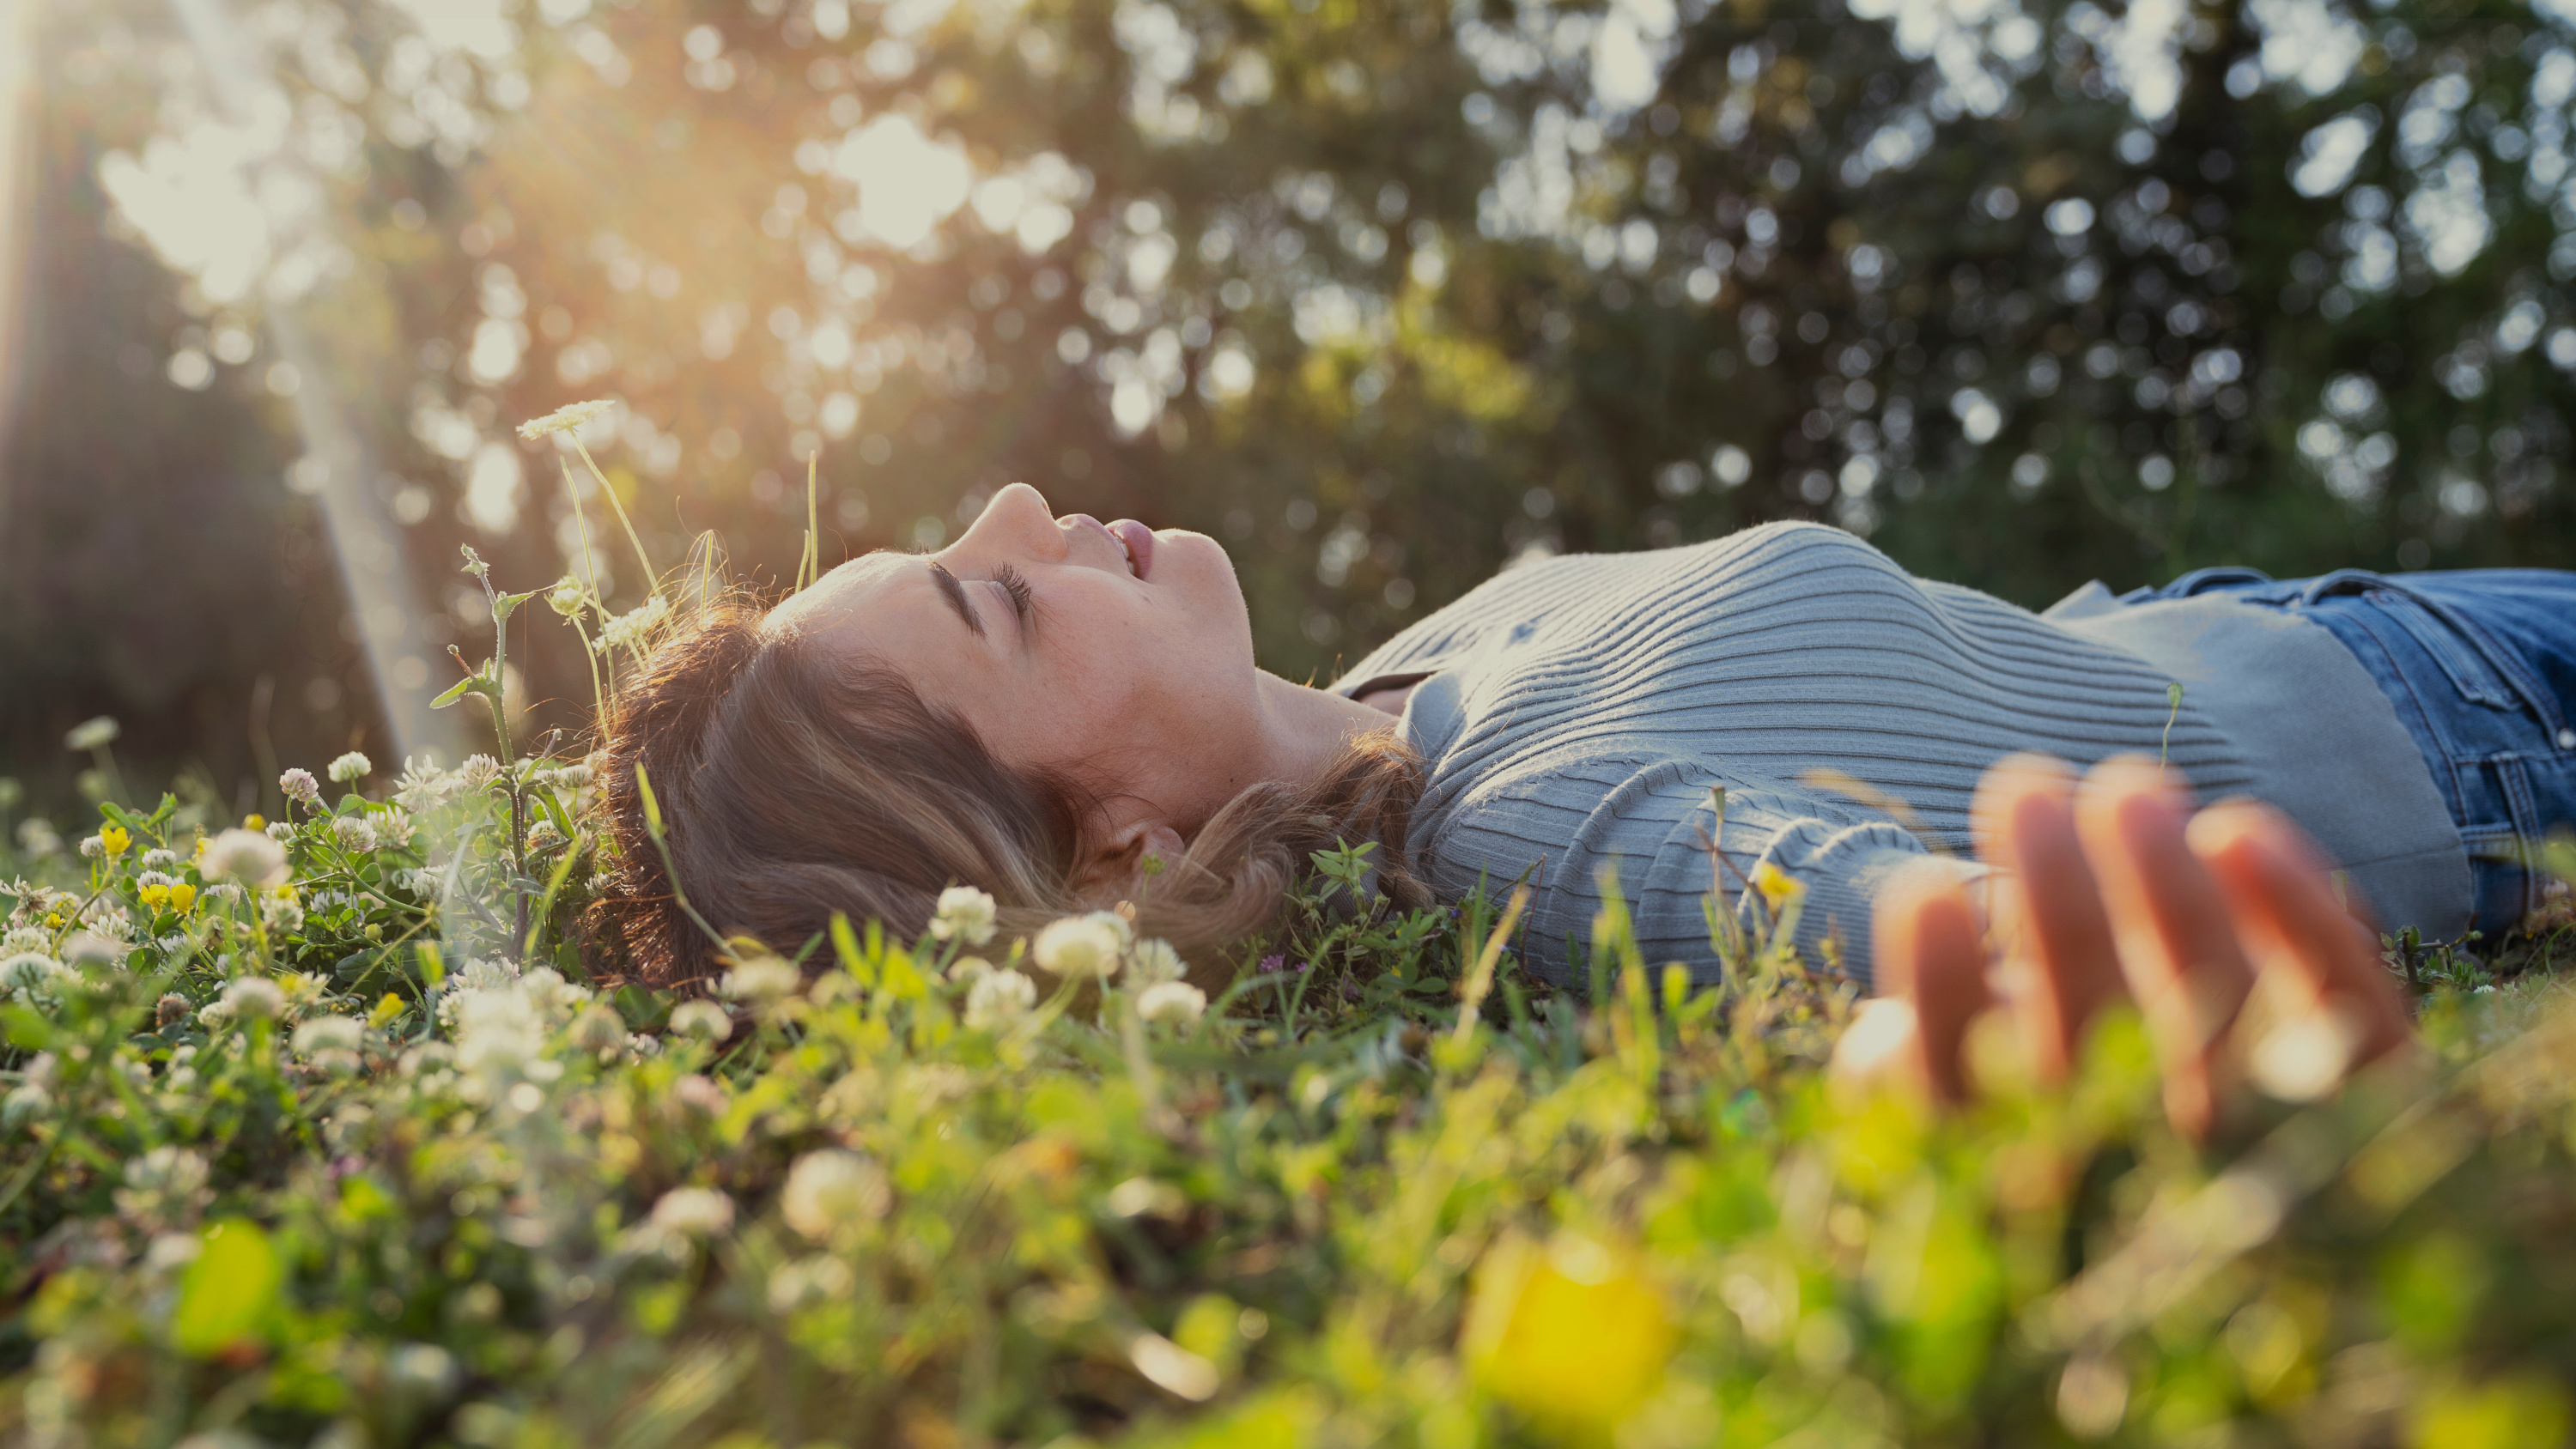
xmin=4 ymin=0 xmax=2573 ymax=806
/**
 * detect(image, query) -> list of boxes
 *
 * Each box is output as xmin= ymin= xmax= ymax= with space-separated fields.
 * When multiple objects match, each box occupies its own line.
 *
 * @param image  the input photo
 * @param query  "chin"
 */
xmin=1166 ymin=529 xmax=1258 ymax=647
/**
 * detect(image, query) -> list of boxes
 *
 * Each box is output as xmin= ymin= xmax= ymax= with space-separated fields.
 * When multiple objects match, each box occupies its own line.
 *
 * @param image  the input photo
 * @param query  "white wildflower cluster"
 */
xmin=140 ymin=848 xmax=178 ymax=870
xmin=64 ymin=717 xmax=121 ymax=751
xmin=963 ymin=968 xmax=1037 ymax=1030
xmin=278 ymin=768 xmax=320 ymax=805
xmin=720 ymin=954 xmax=802 ymax=1006
xmin=2 ymin=925 xmax=50 ymax=957
xmin=331 ymin=816 xmax=378 ymax=854
xmin=1 ymin=950 xmax=70 ymax=1007
xmin=930 ymin=886 xmax=998 ymax=946
xmin=536 ymin=762 xmax=592 ymax=791
xmin=290 ymin=1014 xmax=367 ymax=1076
xmin=669 ymin=999 xmax=733 ymax=1043
xmin=593 ymin=595 xmax=671 ymax=657
xmin=327 ymin=752 xmax=373 ymax=785
xmin=112 ymin=1145 xmax=210 ymax=1229
xmin=1 ymin=1052 xmax=57 ymax=1129
xmin=781 ymin=1149 xmax=890 ymax=1240
xmin=426 ymin=960 xmax=601 ymax=1103
xmin=199 ymin=828 xmax=289 ymax=888
xmin=990 ymin=911 xmax=1205 ymax=1028
xmin=373 ymin=808 xmax=418 ymax=851
xmin=458 ymin=755 xmax=504 ymax=792
xmin=393 ymin=755 xmax=463 ymax=813
xmin=1030 ymin=912 xmax=1131 ymax=979
xmin=515 ymin=398 xmax=616 ymax=442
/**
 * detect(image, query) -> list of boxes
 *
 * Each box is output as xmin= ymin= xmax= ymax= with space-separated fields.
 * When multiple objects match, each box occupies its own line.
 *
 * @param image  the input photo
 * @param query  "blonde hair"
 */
xmin=587 ymin=588 xmax=1426 ymax=989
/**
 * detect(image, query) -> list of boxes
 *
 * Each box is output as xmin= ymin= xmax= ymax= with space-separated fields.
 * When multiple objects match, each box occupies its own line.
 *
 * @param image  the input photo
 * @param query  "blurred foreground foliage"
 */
xmin=6 ymin=718 xmax=2576 ymax=1446
xmin=12 ymin=0 xmax=2576 ymax=792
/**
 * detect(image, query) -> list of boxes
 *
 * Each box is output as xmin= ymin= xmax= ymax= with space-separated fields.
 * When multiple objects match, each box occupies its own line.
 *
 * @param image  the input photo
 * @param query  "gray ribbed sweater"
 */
xmin=1331 ymin=522 xmax=2466 ymax=989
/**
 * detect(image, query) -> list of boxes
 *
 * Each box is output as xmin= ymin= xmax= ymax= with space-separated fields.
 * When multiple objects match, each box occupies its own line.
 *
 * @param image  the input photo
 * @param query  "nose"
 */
xmin=954 ymin=482 xmax=1064 ymax=560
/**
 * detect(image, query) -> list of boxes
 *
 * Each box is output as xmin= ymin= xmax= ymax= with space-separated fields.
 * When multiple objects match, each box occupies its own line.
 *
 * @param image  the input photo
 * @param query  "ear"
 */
xmin=1070 ymin=817 xmax=1189 ymax=904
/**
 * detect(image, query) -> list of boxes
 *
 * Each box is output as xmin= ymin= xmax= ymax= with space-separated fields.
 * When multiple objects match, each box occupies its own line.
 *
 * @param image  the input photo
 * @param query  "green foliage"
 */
xmin=7 ymin=716 xmax=2576 ymax=1444
xmin=14 ymin=0 xmax=2576 ymax=789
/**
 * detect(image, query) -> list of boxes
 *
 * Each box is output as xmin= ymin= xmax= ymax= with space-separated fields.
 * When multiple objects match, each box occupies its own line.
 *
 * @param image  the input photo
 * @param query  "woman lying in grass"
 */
xmin=591 ymin=482 xmax=2572 ymax=1123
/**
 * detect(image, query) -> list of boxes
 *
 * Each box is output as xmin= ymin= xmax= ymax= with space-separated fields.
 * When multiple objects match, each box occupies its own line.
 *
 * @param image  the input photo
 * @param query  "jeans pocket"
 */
xmin=2358 ymin=587 xmax=2524 ymax=712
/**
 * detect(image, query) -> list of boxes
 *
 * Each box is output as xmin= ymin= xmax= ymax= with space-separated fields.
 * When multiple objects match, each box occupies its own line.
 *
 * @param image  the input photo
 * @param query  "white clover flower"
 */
xmin=946 ymin=955 xmax=994 ymax=983
xmin=279 ymin=768 xmax=320 ymax=804
xmin=593 ymin=595 xmax=671 ymax=657
xmin=0 ymin=926 xmax=46 ymax=956
xmin=373 ymin=809 xmax=417 ymax=851
xmin=518 ymin=967 xmax=593 ymax=1018
xmin=331 ymin=816 xmax=379 ymax=854
xmin=64 ymin=716 xmax=120 ymax=751
xmin=930 ymin=885 xmax=999 ymax=946
xmin=546 ymin=762 xmax=593 ymax=789
xmin=781 ymin=1150 xmax=891 ymax=1240
xmin=0 ymin=1083 xmax=52 ymax=1130
xmin=1031 ymin=913 xmax=1126 ymax=980
xmin=526 ymin=819 xmax=568 ymax=853
xmin=1129 ymin=938 xmax=1188 ymax=985
xmin=1137 ymin=980 xmax=1208 ymax=1025
xmin=515 ymin=398 xmax=616 ymax=442
xmin=136 ymin=870 xmax=178 ymax=890
xmin=327 ymin=752 xmax=372 ymax=785
xmin=458 ymin=755 xmax=504 ymax=791
xmin=720 ymin=954 xmax=801 ymax=1004
xmin=264 ymin=822 xmax=295 ymax=843
xmin=0 ymin=952 xmax=62 ymax=993
xmin=261 ymin=894 xmax=305 ymax=932
xmin=141 ymin=848 xmax=178 ymax=870
xmin=221 ymin=976 xmax=285 ymax=1022
xmin=292 ymin=1015 xmax=364 ymax=1057
xmin=393 ymin=756 xmax=460 ymax=812
xmin=78 ymin=834 xmax=104 ymax=859
xmin=451 ymin=985 xmax=555 ymax=1080
xmin=200 ymin=828 xmax=289 ymax=888
xmin=548 ymin=578 xmax=586 ymax=618
xmin=964 ymin=967 xmax=1037 ymax=1029
xmin=568 ymin=1004 xmax=627 ymax=1052
xmin=649 ymin=1185 xmax=736 ymax=1238
xmin=668 ymin=999 xmax=733 ymax=1043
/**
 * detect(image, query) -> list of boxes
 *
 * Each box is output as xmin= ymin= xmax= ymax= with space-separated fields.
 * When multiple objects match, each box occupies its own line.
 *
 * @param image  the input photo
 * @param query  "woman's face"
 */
xmin=772 ymin=482 xmax=1264 ymax=834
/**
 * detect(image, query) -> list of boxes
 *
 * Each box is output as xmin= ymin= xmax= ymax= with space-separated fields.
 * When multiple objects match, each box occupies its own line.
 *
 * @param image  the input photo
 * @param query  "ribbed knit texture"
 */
xmin=1333 ymin=522 xmax=2257 ymax=989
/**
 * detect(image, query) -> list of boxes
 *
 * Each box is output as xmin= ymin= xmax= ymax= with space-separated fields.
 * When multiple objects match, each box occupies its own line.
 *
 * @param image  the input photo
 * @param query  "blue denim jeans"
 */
xmin=2126 ymin=567 xmax=2576 ymax=934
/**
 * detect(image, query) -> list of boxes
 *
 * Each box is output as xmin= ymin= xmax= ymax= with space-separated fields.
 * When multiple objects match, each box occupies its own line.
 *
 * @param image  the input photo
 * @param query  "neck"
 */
xmin=1249 ymin=669 xmax=1400 ymax=790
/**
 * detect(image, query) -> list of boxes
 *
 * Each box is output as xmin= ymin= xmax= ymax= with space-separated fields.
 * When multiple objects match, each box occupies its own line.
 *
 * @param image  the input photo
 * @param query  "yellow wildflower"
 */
xmin=1751 ymin=862 xmax=1798 ymax=908
xmin=1466 ymin=1232 xmax=1674 ymax=1430
xmin=167 ymin=882 xmax=197 ymax=914
xmin=44 ymin=912 xmax=63 ymax=929
xmin=243 ymin=814 xmax=265 ymax=831
xmin=137 ymin=884 xmax=167 ymax=911
xmin=99 ymin=823 xmax=130 ymax=858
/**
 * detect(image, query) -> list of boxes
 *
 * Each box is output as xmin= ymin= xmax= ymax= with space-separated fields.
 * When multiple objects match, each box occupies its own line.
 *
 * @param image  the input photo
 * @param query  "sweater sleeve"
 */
xmin=1418 ymin=753 xmax=1987 ymax=993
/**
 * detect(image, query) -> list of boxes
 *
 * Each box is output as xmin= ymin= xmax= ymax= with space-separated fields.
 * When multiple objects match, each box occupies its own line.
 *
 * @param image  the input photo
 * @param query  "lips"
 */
xmin=1106 ymin=518 xmax=1155 ymax=582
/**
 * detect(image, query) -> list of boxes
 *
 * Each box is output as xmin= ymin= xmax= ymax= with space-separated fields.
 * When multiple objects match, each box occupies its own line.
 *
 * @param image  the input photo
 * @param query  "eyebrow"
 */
xmin=926 ymin=561 xmax=984 ymax=640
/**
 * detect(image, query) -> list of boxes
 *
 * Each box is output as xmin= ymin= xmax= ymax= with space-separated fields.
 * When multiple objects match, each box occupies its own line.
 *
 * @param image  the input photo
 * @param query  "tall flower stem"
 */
xmin=568 ymin=439 xmax=663 ymax=603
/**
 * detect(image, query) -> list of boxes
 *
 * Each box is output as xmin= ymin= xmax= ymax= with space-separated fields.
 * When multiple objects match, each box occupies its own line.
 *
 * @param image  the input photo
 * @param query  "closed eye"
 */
xmin=993 ymin=563 xmax=1034 ymax=624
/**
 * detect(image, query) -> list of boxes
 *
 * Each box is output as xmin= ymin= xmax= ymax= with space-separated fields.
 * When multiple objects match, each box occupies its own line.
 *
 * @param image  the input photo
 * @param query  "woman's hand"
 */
xmin=1831 ymin=754 xmax=2415 ymax=1136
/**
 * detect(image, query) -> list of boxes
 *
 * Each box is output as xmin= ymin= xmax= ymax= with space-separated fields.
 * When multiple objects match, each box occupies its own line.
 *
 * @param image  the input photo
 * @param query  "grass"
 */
xmin=6 ymin=540 xmax=2576 ymax=1446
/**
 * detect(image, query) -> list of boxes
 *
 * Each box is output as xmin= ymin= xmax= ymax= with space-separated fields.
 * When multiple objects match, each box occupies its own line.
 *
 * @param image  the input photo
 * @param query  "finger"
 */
xmin=1871 ymin=864 xmax=1990 ymax=1104
xmin=1973 ymin=755 xmax=2126 ymax=1082
xmin=1827 ymin=997 xmax=1922 ymax=1096
xmin=2187 ymin=802 xmax=2415 ymax=1071
xmin=2075 ymin=756 xmax=2256 ymax=1140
